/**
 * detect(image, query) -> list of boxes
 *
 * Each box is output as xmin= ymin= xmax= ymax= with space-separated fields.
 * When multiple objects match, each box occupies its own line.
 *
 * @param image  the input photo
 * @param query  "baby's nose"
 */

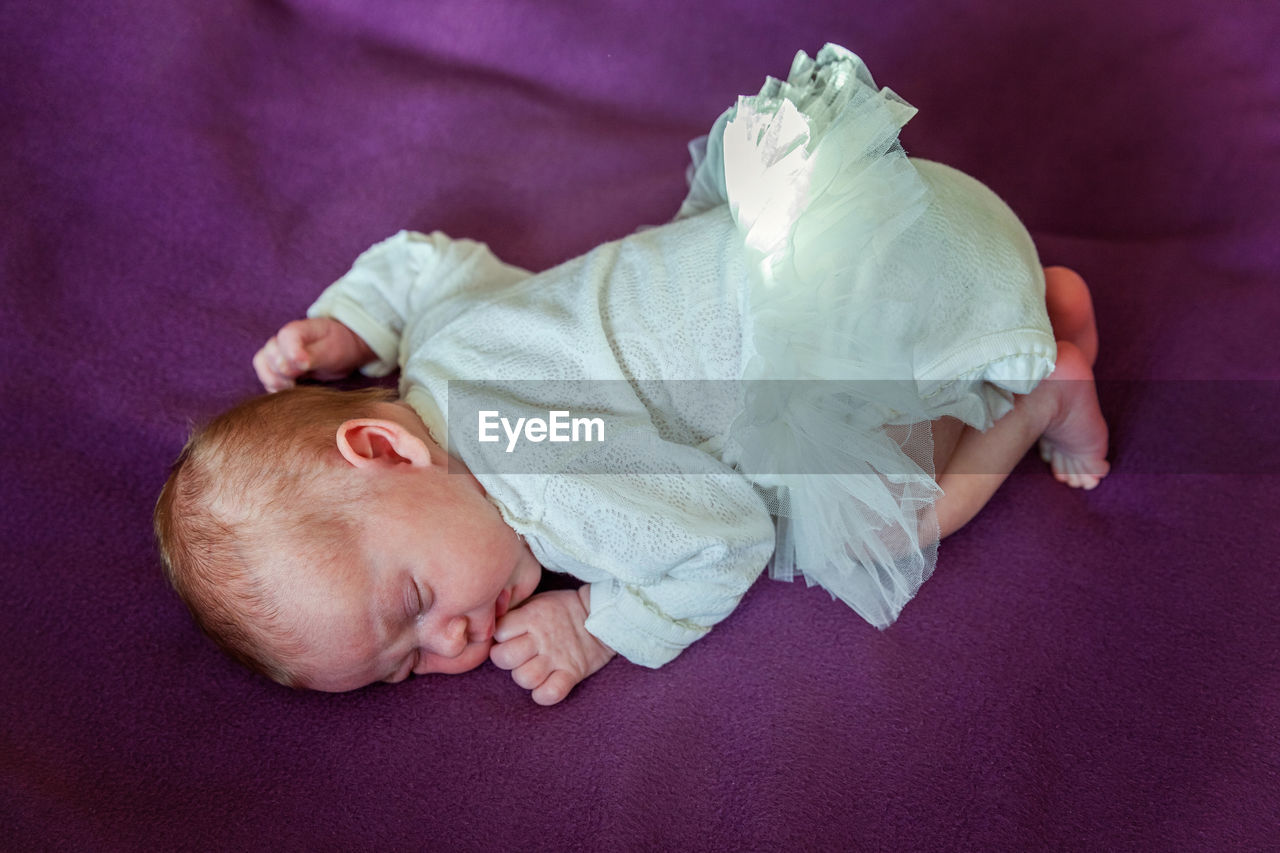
xmin=439 ymin=616 xmax=469 ymax=658
xmin=421 ymin=616 xmax=469 ymax=658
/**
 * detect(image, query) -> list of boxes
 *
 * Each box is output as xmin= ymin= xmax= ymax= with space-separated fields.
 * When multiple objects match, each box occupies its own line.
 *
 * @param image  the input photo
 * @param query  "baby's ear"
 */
xmin=335 ymin=419 xmax=432 ymax=469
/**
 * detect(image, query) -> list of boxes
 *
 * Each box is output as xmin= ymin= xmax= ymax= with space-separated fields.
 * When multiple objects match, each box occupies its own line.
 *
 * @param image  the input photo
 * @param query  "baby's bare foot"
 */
xmin=1043 ymin=266 xmax=1098 ymax=367
xmin=1037 ymin=341 xmax=1110 ymax=489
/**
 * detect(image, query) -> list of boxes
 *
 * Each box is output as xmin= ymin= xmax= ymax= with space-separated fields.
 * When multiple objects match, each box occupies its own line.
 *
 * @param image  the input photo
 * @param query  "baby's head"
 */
xmin=154 ymin=386 xmax=541 ymax=691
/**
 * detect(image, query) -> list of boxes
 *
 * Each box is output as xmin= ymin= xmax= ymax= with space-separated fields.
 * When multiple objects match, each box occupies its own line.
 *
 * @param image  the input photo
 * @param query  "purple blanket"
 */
xmin=4 ymin=1 xmax=1278 ymax=848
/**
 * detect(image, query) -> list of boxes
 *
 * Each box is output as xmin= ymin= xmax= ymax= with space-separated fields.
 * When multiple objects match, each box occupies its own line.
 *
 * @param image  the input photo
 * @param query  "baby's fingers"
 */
xmin=511 ymin=654 xmax=552 ymax=692
xmin=493 ymin=605 xmax=538 ymax=644
xmin=530 ymin=670 xmax=579 ymax=706
xmin=489 ymin=633 xmax=537 ymax=671
xmin=273 ymin=320 xmax=324 ymax=374
xmin=252 ymin=340 xmax=296 ymax=392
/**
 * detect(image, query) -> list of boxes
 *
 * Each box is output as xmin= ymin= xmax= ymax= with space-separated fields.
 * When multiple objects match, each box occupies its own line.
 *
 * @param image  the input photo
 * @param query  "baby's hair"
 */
xmin=154 ymin=385 xmax=398 ymax=687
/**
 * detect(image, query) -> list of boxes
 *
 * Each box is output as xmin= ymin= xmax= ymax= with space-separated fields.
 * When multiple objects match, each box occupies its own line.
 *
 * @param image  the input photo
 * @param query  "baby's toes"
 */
xmin=1048 ymin=449 xmax=1109 ymax=490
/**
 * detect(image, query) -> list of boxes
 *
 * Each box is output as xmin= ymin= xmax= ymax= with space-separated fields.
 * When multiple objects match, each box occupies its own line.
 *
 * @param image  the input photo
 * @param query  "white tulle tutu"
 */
xmin=679 ymin=44 xmax=1057 ymax=627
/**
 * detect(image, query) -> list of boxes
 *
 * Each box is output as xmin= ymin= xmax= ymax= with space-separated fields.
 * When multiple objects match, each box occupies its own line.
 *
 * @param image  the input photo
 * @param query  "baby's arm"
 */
xmin=253 ymin=317 xmax=374 ymax=392
xmin=575 ymin=472 xmax=775 ymax=670
xmin=491 ymin=462 xmax=774 ymax=705
xmin=489 ymin=586 xmax=616 ymax=706
xmin=307 ymin=231 xmax=531 ymax=376
xmin=254 ymin=231 xmax=531 ymax=390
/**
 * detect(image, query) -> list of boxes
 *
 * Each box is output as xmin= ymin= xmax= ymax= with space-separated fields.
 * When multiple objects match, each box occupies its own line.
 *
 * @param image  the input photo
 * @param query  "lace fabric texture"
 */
xmin=681 ymin=44 xmax=1056 ymax=627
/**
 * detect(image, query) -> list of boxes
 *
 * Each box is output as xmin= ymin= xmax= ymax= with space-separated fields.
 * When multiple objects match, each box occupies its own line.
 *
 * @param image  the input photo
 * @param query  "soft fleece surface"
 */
xmin=4 ymin=1 xmax=1278 ymax=849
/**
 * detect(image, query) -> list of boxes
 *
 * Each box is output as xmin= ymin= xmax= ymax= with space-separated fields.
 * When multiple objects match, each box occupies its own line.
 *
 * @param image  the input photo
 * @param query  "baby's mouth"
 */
xmin=495 ymin=587 xmax=512 ymax=620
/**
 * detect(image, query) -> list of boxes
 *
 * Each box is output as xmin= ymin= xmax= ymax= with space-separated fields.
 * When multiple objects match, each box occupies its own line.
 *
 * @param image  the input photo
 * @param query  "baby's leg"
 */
xmin=1043 ymin=266 xmax=1098 ymax=366
xmin=929 ymin=266 xmax=1108 ymax=539
xmin=1039 ymin=266 xmax=1103 ymax=480
xmin=930 ymin=416 xmax=966 ymax=476
xmin=932 ymin=340 xmax=1110 ymax=540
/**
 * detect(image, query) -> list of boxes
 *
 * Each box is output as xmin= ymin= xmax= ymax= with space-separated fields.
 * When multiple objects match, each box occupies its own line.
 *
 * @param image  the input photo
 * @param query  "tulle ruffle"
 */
xmin=682 ymin=44 xmax=1055 ymax=628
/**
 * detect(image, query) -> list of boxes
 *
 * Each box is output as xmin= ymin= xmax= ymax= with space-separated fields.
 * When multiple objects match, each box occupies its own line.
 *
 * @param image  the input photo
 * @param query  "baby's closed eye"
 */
xmin=404 ymin=577 xmax=430 ymax=621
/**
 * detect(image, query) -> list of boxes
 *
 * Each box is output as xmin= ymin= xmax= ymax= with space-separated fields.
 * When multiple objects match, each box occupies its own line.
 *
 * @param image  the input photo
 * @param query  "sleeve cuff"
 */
xmin=307 ymin=294 xmax=400 ymax=377
xmin=584 ymin=580 xmax=711 ymax=669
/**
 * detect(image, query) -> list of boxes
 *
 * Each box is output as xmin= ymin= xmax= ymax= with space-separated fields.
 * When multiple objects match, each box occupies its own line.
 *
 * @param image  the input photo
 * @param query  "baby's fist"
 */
xmin=490 ymin=587 xmax=615 ymax=706
xmin=252 ymin=317 xmax=375 ymax=392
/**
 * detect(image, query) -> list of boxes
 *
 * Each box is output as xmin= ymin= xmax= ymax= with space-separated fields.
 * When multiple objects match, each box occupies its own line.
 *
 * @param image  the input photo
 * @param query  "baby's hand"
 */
xmin=490 ymin=587 xmax=616 ymax=706
xmin=252 ymin=317 xmax=376 ymax=392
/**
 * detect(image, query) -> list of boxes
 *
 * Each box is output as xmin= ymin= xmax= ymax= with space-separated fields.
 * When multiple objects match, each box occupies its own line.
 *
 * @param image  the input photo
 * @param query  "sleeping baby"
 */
xmin=153 ymin=45 xmax=1108 ymax=704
